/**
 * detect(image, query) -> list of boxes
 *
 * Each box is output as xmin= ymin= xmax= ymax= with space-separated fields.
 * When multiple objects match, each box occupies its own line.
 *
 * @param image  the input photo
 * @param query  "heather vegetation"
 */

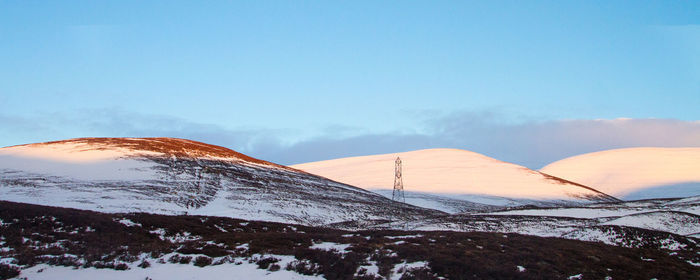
xmin=0 ymin=201 xmax=697 ymax=279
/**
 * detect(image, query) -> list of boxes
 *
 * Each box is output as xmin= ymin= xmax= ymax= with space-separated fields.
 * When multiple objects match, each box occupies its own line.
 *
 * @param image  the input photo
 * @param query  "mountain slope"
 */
xmin=541 ymin=147 xmax=700 ymax=199
xmin=0 ymin=138 xmax=440 ymax=226
xmin=601 ymin=211 xmax=700 ymax=236
xmin=292 ymin=149 xmax=619 ymax=210
xmin=479 ymin=196 xmax=700 ymax=236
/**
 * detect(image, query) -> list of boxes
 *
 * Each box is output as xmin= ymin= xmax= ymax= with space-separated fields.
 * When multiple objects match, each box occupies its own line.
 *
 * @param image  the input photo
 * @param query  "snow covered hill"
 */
xmin=540 ymin=147 xmax=700 ymax=199
xmin=292 ymin=149 xmax=619 ymax=212
xmin=0 ymin=138 xmax=439 ymax=226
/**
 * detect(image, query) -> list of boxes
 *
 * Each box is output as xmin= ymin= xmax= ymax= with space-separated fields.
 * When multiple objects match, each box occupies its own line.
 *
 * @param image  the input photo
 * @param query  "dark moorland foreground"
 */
xmin=0 ymin=201 xmax=698 ymax=280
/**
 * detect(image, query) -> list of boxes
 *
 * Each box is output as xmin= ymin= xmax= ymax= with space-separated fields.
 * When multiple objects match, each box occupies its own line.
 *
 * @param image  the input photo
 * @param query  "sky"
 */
xmin=1 ymin=1 xmax=699 ymax=168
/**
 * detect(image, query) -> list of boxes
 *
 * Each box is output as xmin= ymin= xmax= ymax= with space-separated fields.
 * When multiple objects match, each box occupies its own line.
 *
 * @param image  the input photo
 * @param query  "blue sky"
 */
xmin=1 ymin=1 xmax=699 ymax=168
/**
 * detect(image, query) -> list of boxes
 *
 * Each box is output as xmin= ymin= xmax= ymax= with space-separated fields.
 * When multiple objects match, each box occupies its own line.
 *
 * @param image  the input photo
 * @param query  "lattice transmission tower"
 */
xmin=392 ymin=157 xmax=405 ymax=203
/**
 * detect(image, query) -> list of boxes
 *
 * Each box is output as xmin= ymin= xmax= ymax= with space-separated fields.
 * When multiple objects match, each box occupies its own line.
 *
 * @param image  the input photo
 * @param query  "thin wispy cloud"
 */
xmin=2 ymin=109 xmax=698 ymax=169
xmin=261 ymin=114 xmax=700 ymax=168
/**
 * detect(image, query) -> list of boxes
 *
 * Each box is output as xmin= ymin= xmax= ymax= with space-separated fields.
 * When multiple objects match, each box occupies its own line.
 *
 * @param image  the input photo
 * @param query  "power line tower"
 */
xmin=392 ymin=156 xmax=405 ymax=203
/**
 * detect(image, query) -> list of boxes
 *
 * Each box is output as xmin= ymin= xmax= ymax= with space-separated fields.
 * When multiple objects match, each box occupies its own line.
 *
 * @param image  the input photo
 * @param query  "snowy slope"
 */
xmin=486 ymin=196 xmax=700 ymax=218
xmin=292 ymin=149 xmax=618 ymax=210
xmin=476 ymin=196 xmax=700 ymax=236
xmin=601 ymin=211 xmax=700 ymax=236
xmin=370 ymin=189 xmax=503 ymax=214
xmin=540 ymin=147 xmax=700 ymax=199
xmin=0 ymin=138 xmax=439 ymax=226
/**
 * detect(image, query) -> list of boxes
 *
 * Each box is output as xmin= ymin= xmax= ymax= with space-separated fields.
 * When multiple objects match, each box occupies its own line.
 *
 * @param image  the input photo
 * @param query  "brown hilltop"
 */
xmin=18 ymin=137 xmax=286 ymax=168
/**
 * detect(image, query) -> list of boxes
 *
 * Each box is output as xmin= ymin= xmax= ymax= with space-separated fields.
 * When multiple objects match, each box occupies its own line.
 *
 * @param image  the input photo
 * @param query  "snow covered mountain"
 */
xmin=541 ymin=147 xmax=700 ymax=199
xmin=292 ymin=149 xmax=619 ymax=212
xmin=0 ymin=138 xmax=439 ymax=226
xmin=1 ymin=140 xmax=697 ymax=278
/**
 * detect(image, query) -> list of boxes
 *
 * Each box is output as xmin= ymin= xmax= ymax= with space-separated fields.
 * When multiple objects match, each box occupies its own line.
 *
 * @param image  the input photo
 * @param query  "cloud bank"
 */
xmin=1 ymin=109 xmax=699 ymax=169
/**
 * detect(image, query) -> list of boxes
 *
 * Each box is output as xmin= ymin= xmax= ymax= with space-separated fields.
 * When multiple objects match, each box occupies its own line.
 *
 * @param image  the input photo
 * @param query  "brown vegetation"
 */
xmin=0 ymin=201 xmax=697 ymax=279
xmin=13 ymin=137 xmax=286 ymax=168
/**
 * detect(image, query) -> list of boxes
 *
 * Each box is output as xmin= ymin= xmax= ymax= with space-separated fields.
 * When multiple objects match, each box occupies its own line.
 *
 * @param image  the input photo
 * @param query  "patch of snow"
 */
xmin=658 ymin=238 xmax=687 ymax=251
xmin=149 ymin=228 xmax=167 ymax=241
xmin=562 ymin=228 xmax=624 ymax=247
xmin=309 ymin=242 xmax=351 ymax=252
xmin=204 ymin=240 xmax=225 ymax=247
xmin=213 ymin=224 xmax=227 ymax=232
xmin=385 ymin=234 xmax=423 ymax=239
xmin=165 ymin=232 xmax=200 ymax=243
xmin=116 ymin=218 xmax=142 ymax=227
xmin=401 ymin=261 xmax=427 ymax=270
xmin=356 ymin=260 xmax=380 ymax=278
xmin=235 ymin=243 xmax=249 ymax=250
xmin=15 ymin=258 xmax=324 ymax=280
xmin=392 ymin=261 xmax=429 ymax=279
xmin=516 ymin=265 xmax=526 ymax=272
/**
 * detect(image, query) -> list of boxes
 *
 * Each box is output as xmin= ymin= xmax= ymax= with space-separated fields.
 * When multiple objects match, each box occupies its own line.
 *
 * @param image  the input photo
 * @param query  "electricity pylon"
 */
xmin=392 ymin=156 xmax=405 ymax=203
